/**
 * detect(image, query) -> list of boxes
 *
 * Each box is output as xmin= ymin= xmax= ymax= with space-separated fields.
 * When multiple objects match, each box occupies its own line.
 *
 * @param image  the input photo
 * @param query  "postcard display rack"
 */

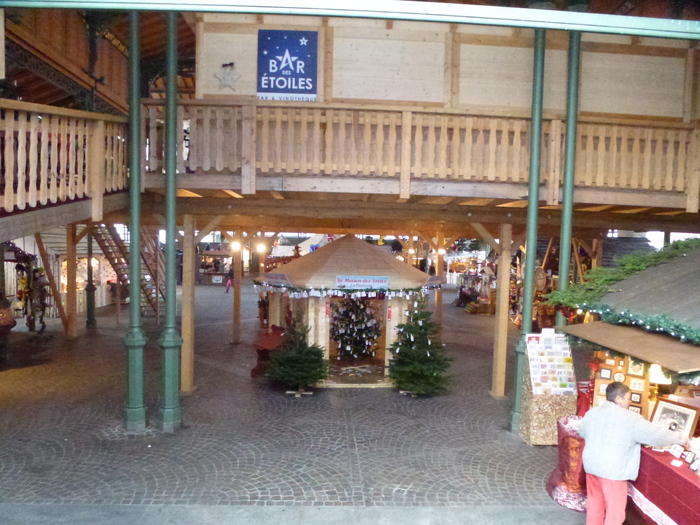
xmin=520 ymin=329 xmax=577 ymax=445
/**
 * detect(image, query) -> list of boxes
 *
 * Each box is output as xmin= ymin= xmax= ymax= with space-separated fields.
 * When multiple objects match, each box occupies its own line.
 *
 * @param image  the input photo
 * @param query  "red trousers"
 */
xmin=586 ymin=473 xmax=628 ymax=525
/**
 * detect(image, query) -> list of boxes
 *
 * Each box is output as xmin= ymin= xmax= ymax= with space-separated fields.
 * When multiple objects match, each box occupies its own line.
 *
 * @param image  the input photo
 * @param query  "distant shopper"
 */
xmin=225 ymin=268 xmax=234 ymax=293
xmin=578 ymin=381 xmax=687 ymax=525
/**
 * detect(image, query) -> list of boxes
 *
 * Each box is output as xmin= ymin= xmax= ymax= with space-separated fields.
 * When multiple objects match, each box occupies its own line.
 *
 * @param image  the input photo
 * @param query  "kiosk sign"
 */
xmin=335 ymin=276 xmax=389 ymax=290
xmin=257 ymin=30 xmax=318 ymax=101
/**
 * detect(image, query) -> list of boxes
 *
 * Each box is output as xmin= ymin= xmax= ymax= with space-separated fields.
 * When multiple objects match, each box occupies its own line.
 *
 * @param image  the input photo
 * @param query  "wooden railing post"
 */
xmin=544 ymin=119 xmax=563 ymax=206
xmin=241 ymin=105 xmax=256 ymax=194
xmin=88 ymin=120 xmax=106 ymax=222
xmin=687 ymin=129 xmax=700 ymax=213
xmin=2 ymin=109 xmax=15 ymax=212
xmin=400 ymin=111 xmax=412 ymax=199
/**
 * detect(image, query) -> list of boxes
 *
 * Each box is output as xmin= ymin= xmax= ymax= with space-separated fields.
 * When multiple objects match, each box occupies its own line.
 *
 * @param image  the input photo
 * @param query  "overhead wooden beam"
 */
xmin=0 ymin=193 xmax=128 ymax=244
xmin=195 ymin=215 xmax=225 ymax=243
xmin=470 ymin=222 xmax=500 ymax=253
xmin=75 ymin=224 xmax=92 ymax=244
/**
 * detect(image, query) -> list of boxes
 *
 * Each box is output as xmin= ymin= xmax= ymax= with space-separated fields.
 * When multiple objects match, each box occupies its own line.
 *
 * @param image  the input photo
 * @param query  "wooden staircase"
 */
xmin=91 ymin=224 xmax=165 ymax=315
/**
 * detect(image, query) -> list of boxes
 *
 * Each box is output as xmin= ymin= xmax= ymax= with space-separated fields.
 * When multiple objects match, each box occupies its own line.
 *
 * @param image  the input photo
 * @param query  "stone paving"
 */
xmin=0 ymin=281 xmax=585 ymax=523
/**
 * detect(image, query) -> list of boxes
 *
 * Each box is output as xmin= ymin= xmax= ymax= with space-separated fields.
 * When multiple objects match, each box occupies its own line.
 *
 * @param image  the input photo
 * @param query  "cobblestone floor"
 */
xmin=0 ymin=281 xmax=584 ymax=523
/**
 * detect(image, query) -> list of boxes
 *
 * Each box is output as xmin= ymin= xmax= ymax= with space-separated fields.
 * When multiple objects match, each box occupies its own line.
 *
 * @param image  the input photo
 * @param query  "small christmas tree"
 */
xmin=266 ymin=318 xmax=328 ymax=391
xmin=389 ymin=299 xmax=452 ymax=395
xmin=329 ymin=297 xmax=381 ymax=359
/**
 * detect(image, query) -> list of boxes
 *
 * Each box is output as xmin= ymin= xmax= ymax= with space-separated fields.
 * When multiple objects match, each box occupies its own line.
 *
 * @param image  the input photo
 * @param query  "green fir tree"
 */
xmin=389 ymin=300 xmax=452 ymax=395
xmin=266 ymin=318 xmax=328 ymax=390
xmin=329 ymin=297 xmax=381 ymax=359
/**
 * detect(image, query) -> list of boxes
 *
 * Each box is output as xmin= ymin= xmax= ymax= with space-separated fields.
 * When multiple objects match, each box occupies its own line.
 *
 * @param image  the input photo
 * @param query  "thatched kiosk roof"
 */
xmin=255 ymin=235 xmax=438 ymax=297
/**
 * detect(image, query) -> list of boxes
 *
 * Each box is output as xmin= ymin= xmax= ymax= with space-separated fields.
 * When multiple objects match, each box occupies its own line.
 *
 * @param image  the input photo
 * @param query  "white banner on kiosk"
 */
xmin=335 ymin=275 xmax=389 ymax=289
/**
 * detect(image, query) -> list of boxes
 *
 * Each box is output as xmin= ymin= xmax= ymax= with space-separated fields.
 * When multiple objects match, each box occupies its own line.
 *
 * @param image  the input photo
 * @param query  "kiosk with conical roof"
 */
xmin=255 ymin=235 xmax=440 ymax=385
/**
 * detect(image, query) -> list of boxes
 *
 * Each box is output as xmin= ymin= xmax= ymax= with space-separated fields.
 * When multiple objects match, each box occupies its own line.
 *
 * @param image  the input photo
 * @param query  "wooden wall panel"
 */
xmin=581 ymin=53 xmax=685 ymax=118
xmin=333 ymin=35 xmax=445 ymax=103
xmin=198 ymin=30 xmax=258 ymax=97
xmin=459 ymin=45 xmax=567 ymax=115
xmin=197 ymin=14 xmax=694 ymax=120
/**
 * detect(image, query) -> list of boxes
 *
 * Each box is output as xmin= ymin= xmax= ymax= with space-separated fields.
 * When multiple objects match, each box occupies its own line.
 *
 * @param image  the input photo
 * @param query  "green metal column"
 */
xmin=556 ymin=31 xmax=581 ymax=328
xmin=157 ymin=10 xmax=183 ymax=432
xmin=510 ymin=28 xmax=546 ymax=433
xmin=124 ymin=10 xmax=147 ymax=432
xmin=85 ymin=232 xmax=97 ymax=329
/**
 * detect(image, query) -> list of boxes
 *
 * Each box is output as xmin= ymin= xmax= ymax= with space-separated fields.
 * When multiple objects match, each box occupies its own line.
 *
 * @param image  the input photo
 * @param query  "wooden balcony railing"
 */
xmin=143 ymin=100 xmax=699 ymax=213
xmin=0 ymin=99 xmax=128 ymax=217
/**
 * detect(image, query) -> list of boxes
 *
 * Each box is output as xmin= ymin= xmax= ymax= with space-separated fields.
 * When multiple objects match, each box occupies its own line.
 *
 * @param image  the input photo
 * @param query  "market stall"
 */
xmin=254 ymin=235 xmax=439 ymax=386
xmin=198 ymin=250 xmax=232 ymax=285
xmin=551 ymin=242 xmax=700 ymax=523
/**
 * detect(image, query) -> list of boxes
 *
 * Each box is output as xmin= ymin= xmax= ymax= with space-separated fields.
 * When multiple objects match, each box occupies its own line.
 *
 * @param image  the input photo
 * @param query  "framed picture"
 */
xmin=598 ymin=382 xmax=609 ymax=394
xmin=613 ymin=372 xmax=626 ymax=383
xmin=618 ymin=360 xmax=626 ymax=369
xmin=628 ymin=360 xmax=645 ymax=377
xmin=630 ymin=378 xmax=645 ymax=392
xmin=629 ymin=406 xmax=642 ymax=414
xmin=630 ymin=392 xmax=642 ymax=404
xmin=651 ymin=398 xmax=700 ymax=440
xmin=600 ymin=368 xmax=612 ymax=380
xmin=605 ymin=358 xmax=616 ymax=366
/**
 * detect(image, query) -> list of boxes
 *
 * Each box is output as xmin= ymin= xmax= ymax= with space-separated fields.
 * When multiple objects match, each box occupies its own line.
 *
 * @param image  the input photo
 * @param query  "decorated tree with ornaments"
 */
xmin=389 ymin=298 xmax=452 ymax=395
xmin=330 ymin=297 xmax=381 ymax=359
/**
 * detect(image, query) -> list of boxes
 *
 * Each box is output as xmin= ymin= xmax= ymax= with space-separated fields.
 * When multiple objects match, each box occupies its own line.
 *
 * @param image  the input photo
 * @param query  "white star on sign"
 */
xmin=275 ymin=49 xmax=298 ymax=71
xmin=299 ymin=37 xmax=308 ymax=45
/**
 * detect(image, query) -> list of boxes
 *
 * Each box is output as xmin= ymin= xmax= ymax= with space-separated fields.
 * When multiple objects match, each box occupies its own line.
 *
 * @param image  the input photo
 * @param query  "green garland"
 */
xmin=546 ymin=239 xmax=700 ymax=347
xmin=547 ymin=238 xmax=700 ymax=308
xmin=551 ymin=239 xmax=700 ymax=385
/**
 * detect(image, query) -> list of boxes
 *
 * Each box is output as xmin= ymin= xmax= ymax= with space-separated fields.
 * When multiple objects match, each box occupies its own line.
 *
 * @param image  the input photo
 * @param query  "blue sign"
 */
xmin=257 ymin=30 xmax=318 ymax=102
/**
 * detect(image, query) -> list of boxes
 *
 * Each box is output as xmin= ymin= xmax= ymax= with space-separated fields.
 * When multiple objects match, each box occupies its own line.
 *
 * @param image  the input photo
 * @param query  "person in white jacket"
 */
xmin=578 ymin=381 xmax=688 ymax=525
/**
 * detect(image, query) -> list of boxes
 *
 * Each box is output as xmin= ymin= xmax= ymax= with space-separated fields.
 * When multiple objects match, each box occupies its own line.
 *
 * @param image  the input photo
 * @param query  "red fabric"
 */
xmin=577 ymin=380 xmax=595 ymax=416
xmin=546 ymin=415 xmax=587 ymax=512
xmin=585 ymin=474 xmax=627 ymax=525
xmin=631 ymin=448 xmax=700 ymax=525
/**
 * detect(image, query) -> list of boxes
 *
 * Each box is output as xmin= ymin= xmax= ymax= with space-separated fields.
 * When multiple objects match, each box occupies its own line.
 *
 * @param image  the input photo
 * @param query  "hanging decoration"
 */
xmin=329 ymin=297 xmax=381 ymax=359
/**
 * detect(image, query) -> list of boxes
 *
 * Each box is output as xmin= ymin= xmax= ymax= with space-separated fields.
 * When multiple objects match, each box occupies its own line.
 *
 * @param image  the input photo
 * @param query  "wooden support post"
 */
xmin=572 ymin=239 xmax=585 ymax=283
xmin=34 ymin=233 xmax=68 ymax=332
xmin=221 ymin=230 xmax=242 ymax=343
xmin=491 ymin=223 xmax=512 ymax=398
xmin=687 ymin=129 xmax=700 ymax=213
xmin=435 ymin=231 xmax=444 ymax=330
xmin=591 ymin=239 xmax=603 ymax=269
xmin=233 ymin=234 xmax=242 ymax=342
xmin=241 ymin=105 xmax=257 ymax=195
xmin=65 ymin=224 xmax=78 ymax=339
xmin=399 ymin=111 xmax=412 ymax=200
xmin=541 ymin=238 xmax=555 ymax=270
xmin=180 ymin=214 xmax=196 ymax=394
xmin=269 ymin=292 xmax=281 ymax=330
xmin=88 ymin=120 xmax=106 ymax=222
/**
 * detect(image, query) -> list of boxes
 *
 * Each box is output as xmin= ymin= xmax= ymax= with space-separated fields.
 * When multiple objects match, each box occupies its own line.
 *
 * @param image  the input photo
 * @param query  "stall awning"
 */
xmin=560 ymin=321 xmax=700 ymax=374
